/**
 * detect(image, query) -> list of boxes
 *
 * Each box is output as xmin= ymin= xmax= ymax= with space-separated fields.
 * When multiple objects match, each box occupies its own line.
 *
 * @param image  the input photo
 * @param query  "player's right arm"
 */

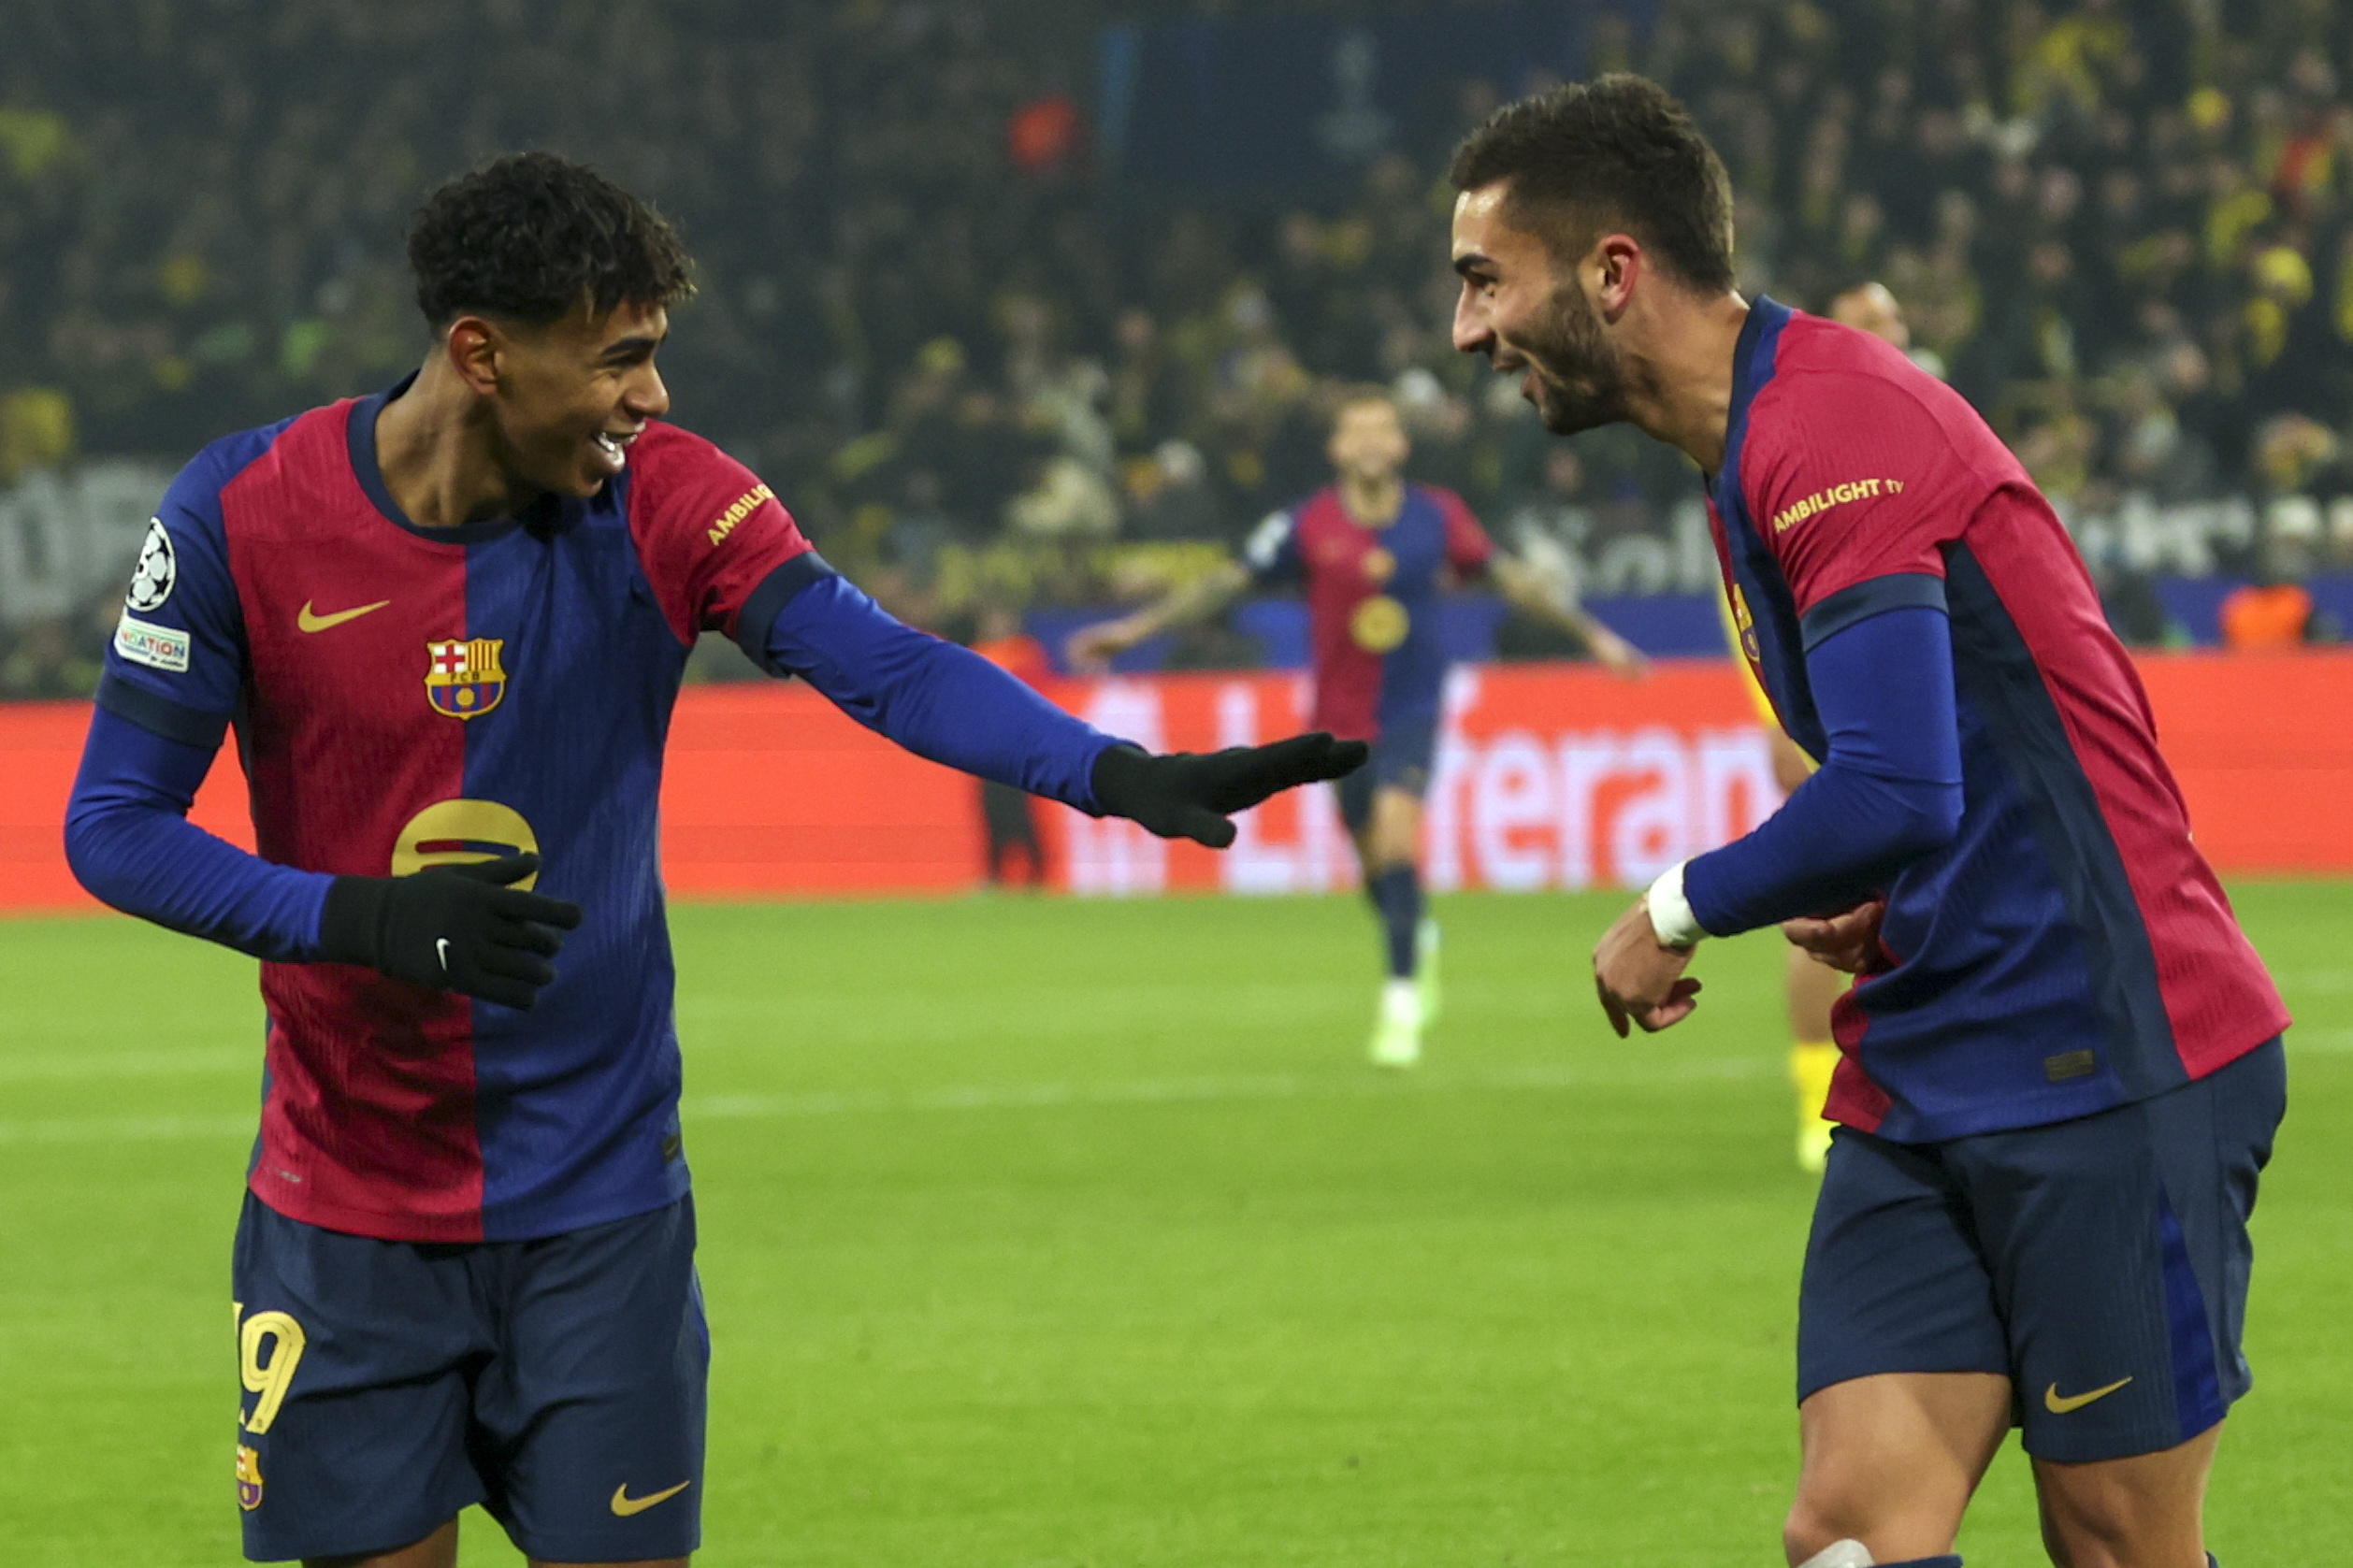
xmin=64 ymin=439 xmax=579 ymax=1008
xmin=1064 ymin=508 xmax=1300 ymax=671
xmin=1595 ymin=375 xmax=1970 ymax=1032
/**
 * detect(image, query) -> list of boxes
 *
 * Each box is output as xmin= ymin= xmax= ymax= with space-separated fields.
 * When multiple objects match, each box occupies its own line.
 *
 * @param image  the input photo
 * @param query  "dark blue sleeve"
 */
xmin=745 ymin=558 xmax=1125 ymax=811
xmin=64 ymin=707 xmax=331 ymax=961
xmin=99 ymin=424 xmax=279 ymax=728
xmin=1682 ymin=603 xmax=1964 ymax=936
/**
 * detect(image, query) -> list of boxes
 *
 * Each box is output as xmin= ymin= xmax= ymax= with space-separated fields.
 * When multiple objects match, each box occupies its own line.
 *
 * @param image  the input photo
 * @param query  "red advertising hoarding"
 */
xmin=5 ymin=651 xmax=2349 ymax=914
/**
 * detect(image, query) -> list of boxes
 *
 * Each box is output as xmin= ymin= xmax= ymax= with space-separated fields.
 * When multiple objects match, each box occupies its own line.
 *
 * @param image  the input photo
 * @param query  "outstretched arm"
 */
xmin=755 ymin=557 xmax=1364 ymax=844
xmin=1488 ymin=554 xmax=1648 ymax=677
xmin=1064 ymin=560 xmax=1251 ymax=672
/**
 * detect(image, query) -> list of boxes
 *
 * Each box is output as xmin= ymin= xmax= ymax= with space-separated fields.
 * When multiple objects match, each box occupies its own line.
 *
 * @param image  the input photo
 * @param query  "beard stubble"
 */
xmin=1518 ymin=280 xmax=1633 ymax=436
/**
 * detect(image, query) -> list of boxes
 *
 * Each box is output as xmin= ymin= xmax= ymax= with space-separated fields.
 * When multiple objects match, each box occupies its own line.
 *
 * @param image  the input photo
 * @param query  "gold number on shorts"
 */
xmin=238 ymin=1309 xmax=307 ymax=1435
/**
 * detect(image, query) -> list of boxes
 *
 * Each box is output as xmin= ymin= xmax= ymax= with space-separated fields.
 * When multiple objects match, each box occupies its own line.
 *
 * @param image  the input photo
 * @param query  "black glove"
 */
xmin=1090 ymin=732 xmax=1370 ymax=848
xmin=318 ymin=854 xmax=584 ymax=1010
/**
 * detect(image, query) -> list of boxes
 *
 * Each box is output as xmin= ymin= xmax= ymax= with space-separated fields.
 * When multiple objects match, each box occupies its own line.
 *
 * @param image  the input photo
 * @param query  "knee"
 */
xmin=1370 ymin=820 xmax=1419 ymax=870
xmin=1783 ymin=1491 xmax=1857 ymax=1565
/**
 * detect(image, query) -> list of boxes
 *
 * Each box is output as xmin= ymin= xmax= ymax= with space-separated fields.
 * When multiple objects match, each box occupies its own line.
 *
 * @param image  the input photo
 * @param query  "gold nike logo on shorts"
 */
xmin=2044 ymin=1375 xmax=2133 ymax=1414
xmin=611 ymin=1479 xmax=692 ymax=1516
xmin=296 ymin=598 xmax=391 ymax=633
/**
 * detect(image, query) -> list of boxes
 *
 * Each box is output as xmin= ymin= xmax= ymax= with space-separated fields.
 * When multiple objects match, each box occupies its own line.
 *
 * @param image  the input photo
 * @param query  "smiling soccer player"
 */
xmin=62 ymin=153 xmax=1360 ymax=1568
xmin=1449 ymin=78 xmax=2284 ymax=1568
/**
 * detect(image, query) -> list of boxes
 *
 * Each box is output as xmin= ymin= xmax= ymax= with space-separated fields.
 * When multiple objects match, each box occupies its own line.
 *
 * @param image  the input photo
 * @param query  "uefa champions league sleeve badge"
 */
xmin=126 ymin=517 xmax=177 ymax=611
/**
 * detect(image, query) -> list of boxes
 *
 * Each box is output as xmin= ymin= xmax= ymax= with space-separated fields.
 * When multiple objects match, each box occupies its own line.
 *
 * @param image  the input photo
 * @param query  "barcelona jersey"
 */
xmin=1242 ymin=483 xmax=1493 ymax=741
xmin=1710 ymin=299 xmax=2287 ymax=1141
xmin=94 ymin=380 xmax=813 ymax=1242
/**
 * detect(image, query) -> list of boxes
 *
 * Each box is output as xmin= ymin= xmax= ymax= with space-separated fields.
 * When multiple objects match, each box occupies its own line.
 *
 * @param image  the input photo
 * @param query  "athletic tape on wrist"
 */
xmin=1644 ymin=859 xmax=1704 ymax=949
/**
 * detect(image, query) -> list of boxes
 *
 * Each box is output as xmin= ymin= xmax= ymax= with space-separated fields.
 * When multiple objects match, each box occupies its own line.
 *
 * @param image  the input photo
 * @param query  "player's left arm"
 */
xmin=1594 ymin=373 xmax=1970 ymax=1033
xmin=629 ymin=432 xmax=1364 ymax=847
xmin=1436 ymin=487 xmax=1647 ymax=676
xmin=757 ymin=566 xmax=1363 ymax=846
xmin=1487 ymin=554 xmax=1649 ymax=676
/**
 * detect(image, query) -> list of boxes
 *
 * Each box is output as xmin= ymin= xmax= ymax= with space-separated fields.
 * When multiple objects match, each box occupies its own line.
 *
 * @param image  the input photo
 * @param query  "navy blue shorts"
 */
xmin=230 ymin=1193 xmax=708 ymax=1562
xmin=1334 ymin=712 xmax=1439 ymax=833
xmin=1797 ymin=1039 xmax=2285 ymax=1462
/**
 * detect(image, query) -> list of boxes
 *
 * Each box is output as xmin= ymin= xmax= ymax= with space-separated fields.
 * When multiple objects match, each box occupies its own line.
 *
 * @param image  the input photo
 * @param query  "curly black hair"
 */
xmin=1449 ymin=75 xmax=1735 ymax=295
xmin=407 ymin=151 xmax=696 ymax=326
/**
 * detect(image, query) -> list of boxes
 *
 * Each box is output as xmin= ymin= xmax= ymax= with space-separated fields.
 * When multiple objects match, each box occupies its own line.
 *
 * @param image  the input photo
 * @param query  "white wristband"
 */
xmin=1644 ymin=860 xmax=1705 ymax=949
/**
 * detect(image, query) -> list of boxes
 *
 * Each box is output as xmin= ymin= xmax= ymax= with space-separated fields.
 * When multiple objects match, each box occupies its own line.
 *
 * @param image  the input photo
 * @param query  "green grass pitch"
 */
xmin=0 ymin=884 xmax=2346 ymax=1565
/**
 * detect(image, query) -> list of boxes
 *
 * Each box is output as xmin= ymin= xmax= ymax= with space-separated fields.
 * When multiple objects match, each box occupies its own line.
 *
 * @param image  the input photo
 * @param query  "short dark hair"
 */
xmin=407 ymin=151 xmax=696 ymax=327
xmin=1448 ymin=75 xmax=1735 ymax=295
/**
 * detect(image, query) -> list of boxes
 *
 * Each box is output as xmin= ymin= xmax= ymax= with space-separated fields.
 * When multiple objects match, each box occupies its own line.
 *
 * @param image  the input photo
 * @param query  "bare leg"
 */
xmin=302 ymin=1517 xmax=692 ymax=1568
xmin=1784 ymin=1372 xmax=2013 ymax=1564
xmin=308 ymin=1518 xmax=458 ymax=1568
xmin=2030 ymin=1423 xmax=2219 ymax=1568
xmin=1350 ymin=785 xmax=1422 ymax=878
xmin=1785 ymin=942 xmax=1847 ymax=1170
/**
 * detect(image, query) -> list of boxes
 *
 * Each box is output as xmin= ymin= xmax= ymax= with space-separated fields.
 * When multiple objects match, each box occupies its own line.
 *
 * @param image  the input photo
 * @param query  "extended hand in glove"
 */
xmin=319 ymin=854 xmax=584 ymax=1010
xmin=1090 ymin=733 xmax=1369 ymax=848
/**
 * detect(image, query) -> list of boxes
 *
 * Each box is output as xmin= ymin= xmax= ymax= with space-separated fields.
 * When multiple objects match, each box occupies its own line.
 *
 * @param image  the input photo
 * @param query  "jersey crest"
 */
xmin=1350 ymin=594 xmax=1409 ymax=653
xmin=425 ymin=637 xmax=507 ymax=719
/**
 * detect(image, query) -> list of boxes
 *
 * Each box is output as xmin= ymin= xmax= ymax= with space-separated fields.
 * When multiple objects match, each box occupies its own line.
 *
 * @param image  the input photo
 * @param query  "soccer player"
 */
xmin=1067 ymin=390 xmax=1644 ymax=1067
xmin=63 ymin=154 xmax=1362 ymax=1568
xmin=1449 ymin=79 xmax=2287 ymax=1568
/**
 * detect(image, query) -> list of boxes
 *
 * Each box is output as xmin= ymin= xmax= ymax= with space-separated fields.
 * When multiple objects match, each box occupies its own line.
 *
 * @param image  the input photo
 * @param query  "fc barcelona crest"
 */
xmin=425 ymin=638 xmax=508 ymax=720
xmin=1730 ymin=585 xmax=1762 ymax=665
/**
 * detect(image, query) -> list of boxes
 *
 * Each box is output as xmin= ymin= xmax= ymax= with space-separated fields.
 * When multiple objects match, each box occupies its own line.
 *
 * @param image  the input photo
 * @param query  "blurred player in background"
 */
xmin=1070 ymin=390 xmax=1645 ymax=1067
xmin=1453 ymin=77 xmax=2287 ymax=1568
xmin=971 ymin=601 xmax=1056 ymax=887
xmin=64 ymin=153 xmax=1361 ymax=1568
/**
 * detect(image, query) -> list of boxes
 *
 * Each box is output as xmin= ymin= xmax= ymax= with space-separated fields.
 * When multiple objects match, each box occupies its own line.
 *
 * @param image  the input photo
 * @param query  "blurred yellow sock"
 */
xmin=1791 ymin=1040 xmax=1839 ymax=1173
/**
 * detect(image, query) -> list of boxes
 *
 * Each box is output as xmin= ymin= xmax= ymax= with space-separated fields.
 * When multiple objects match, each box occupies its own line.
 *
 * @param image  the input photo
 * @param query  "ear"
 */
xmin=442 ymin=314 xmax=504 ymax=397
xmin=1591 ymin=234 xmax=1645 ymax=322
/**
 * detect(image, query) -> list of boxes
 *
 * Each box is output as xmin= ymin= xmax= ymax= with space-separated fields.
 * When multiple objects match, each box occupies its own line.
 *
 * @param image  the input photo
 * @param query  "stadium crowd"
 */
xmin=5 ymin=0 xmax=2352 ymax=695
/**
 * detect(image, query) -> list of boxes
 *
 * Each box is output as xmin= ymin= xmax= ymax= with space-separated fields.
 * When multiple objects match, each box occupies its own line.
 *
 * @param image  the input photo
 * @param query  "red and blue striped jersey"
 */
xmin=96 ymin=384 xmax=811 ymax=1241
xmin=1710 ymin=300 xmax=2288 ymax=1141
xmin=1242 ymin=483 xmax=1492 ymax=741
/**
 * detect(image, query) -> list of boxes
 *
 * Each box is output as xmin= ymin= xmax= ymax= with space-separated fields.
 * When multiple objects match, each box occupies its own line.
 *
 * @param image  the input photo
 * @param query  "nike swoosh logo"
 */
xmin=2045 ymin=1376 xmax=2133 ymax=1414
xmin=435 ymin=938 xmax=452 ymax=973
xmin=296 ymin=598 xmax=391 ymax=633
xmin=611 ymin=1480 xmax=692 ymax=1517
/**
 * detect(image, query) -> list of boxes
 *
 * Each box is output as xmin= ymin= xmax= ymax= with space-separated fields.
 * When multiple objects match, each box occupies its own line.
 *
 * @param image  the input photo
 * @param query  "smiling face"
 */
xmin=460 ymin=297 xmax=672 ymax=500
xmin=1449 ymin=183 xmax=1633 ymax=436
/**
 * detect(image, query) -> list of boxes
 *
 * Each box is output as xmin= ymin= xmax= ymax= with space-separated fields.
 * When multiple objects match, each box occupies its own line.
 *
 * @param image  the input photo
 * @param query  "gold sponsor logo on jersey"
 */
xmin=707 ymin=483 xmax=774 ymax=545
xmin=1771 ymin=477 xmax=1905 ymax=533
xmin=425 ymin=638 xmax=507 ymax=719
xmin=1350 ymin=595 xmax=1409 ymax=654
xmin=296 ymin=598 xmax=391 ymax=633
xmin=392 ymin=799 xmax=541 ymax=885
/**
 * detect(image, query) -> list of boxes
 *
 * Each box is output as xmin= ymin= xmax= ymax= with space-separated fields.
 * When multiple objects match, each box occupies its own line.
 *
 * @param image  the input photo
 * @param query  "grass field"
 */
xmin=0 ymin=884 xmax=2346 ymax=1565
